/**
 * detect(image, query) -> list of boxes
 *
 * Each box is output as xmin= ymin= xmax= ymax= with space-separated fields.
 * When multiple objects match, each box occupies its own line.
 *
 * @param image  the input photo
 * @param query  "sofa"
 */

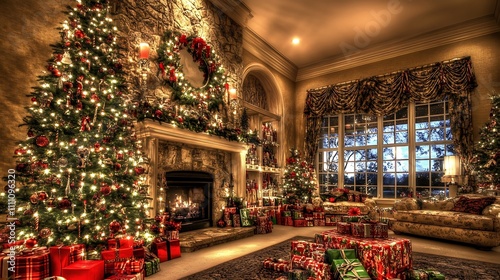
xmin=392 ymin=195 xmax=500 ymax=248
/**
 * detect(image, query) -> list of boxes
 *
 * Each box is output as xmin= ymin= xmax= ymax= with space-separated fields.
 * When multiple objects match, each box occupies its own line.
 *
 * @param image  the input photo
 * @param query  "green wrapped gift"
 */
xmin=332 ymin=258 xmax=371 ymax=280
xmin=288 ymin=268 xmax=310 ymax=280
xmin=292 ymin=211 xmax=304 ymax=220
xmin=145 ymin=257 xmax=160 ymax=276
xmin=283 ymin=211 xmax=292 ymax=217
xmin=326 ymin=249 xmax=357 ymax=265
xmin=407 ymin=269 xmax=445 ymax=280
xmin=427 ymin=271 xmax=445 ymax=280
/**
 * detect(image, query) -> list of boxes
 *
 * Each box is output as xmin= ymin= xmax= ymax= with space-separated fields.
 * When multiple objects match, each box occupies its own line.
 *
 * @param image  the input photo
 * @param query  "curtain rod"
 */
xmin=307 ymin=56 xmax=470 ymax=92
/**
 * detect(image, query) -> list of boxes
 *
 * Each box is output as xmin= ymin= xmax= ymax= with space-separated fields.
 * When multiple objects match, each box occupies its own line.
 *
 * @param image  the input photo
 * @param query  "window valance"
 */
xmin=304 ymin=57 xmax=477 ymax=174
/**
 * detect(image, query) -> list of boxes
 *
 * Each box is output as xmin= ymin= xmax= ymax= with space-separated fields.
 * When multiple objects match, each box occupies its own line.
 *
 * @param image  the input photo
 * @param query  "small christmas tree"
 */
xmin=3 ymin=0 xmax=155 ymax=249
xmin=282 ymin=148 xmax=317 ymax=203
xmin=473 ymin=94 xmax=500 ymax=189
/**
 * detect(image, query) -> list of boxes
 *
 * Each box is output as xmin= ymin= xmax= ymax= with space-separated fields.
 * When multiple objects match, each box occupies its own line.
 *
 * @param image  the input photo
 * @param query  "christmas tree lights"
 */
xmin=282 ymin=148 xmax=317 ymax=204
xmin=2 ymin=0 xmax=155 ymax=248
xmin=473 ymin=94 xmax=500 ymax=189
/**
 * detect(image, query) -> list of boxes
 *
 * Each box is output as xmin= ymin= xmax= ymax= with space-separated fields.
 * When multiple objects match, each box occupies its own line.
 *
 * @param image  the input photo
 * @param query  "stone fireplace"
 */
xmin=136 ymin=120 xmax=247 ymax=231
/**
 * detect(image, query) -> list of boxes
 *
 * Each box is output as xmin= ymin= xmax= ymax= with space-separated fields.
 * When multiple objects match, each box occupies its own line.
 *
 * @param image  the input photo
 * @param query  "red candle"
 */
xmin=139 ymin=42 xmax=150 ymax=59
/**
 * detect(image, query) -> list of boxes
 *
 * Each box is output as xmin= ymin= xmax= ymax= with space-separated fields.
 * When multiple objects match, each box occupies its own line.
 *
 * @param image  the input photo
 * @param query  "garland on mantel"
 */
xmin=304 ymin=56 xmax=477 ymax=173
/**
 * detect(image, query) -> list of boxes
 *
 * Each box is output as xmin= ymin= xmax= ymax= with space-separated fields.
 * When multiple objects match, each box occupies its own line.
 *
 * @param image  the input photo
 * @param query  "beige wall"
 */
xmin=0 ymin=0 xmax=73 ymax=173
xmin=294 ymin=33 xmax=500 ymax=151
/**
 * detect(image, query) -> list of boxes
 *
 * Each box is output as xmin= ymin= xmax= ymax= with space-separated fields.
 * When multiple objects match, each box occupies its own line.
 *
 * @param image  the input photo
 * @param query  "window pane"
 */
xmin=345 ymin=173 xmax=355 ymax=184
xmin=396 ymin=160 xmax=409 ymax=172
xmin=396 ymin=146 xmax=409 ymax=159
xmin=415 ymin=130 xmax=429 ymax=142
xmin=415 ymin=145 xmax=429 ymax=159
xmin=383 ymin=147 xmax=395 ymax=160
xmin=415 ymin=104 xmax=428 ymax=117
xmin=416 ymin=160 xmax=429 ymax=172
xmin=383 ymin=160 xmax=395 ymax=172
xmin=383 ymin=186 xmax=395 ymax=198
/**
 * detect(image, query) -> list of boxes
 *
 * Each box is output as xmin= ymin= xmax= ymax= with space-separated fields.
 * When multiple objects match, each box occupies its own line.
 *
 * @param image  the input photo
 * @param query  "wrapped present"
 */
xmin=232 ymin=214 xmax=241 ymax=227
xmin=311 ymin=248 xmax=326 ymax=263
xmin=108 ymin=237 xmax=134 ymax=249
xmin=151 ymin=240 xmax=167 ymax=262
xmin=325 ymin=214 xmax=337 ymax=226
xmin=373 ymin=223 xmax=389 ymax=239
xmin=291 ymin=255 xmax=316 ymax=270
xmin=306 ymin=217 xmax=314 ymax=227
xmin=101 ymin=247 xmax=134 ymax=275
xmin=407 ymin=269 xmax=445 ymax=280
xmin=293 ymin=211 xmax=304 ymax=220
xmin=283 ymin=211 xmax=292 ymax=217
xmin=262 ymin=257 xmax=290 ymax=272
xmin=341 ymin=215 xmax=363 ymax=222
xmin=325 ymin=249 xmax=357 ymax=265
xmin=291 ymin=240 xmax=325 ymax=258
xmin=336 ymin=222 xmax=351 ymax=234
xmin=62 ymin=260 xmax=104 ymax=280
xmin=133 ymin=247 xmax=145 ymax=259
xmin=144 ymin=258 xmax=160 ymax=277
xmin=351 ymin=222 xmax=388 ymax=238
xmin=14 ymin=251 xmax=50 ymax=280
xmin=256 ymin=216 xmax=270 ymax=234
xmin=308 ymin=261 xmax=331 ymax=280
xmin=282 ymin=216 xmax=293 ymax=226
xmin=49 ymin=244 xmax=86 ymax=276
xmin=167 ymin=239 xmax=181 ymax=260
xmin=224 ymin=212 xmax=233 ymax=227
xmin=293 ymin=219 xmax=307 ymax=227
xmin=313 ymin=212 xmax=325 ymax=219
xmin=288 ymin=268 xmax=311 ymax=280
xmin=313 ymin=218 xmax=326 ymax=227
xmin=332 ymin=258 xmax=371 ymax=280
xmin=240 ymin=208 xmax=253 ymax=227
xmin=105 ymin=271 xmax=144 ymax=280
xmin=164 ymin=230 xmax=179 ymax=241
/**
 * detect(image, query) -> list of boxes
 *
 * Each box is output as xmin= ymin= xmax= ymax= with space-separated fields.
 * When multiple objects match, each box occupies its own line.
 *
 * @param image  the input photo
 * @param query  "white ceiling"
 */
xmin=241 ymin=0 xmax=499 ymax=68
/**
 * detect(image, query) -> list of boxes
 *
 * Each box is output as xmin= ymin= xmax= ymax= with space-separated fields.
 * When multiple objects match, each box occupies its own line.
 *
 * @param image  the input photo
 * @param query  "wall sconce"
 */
xmin=138 ymin=42 xmax=150 ymax=88
xmin=441 ymin=155 xmax=462 ymax=197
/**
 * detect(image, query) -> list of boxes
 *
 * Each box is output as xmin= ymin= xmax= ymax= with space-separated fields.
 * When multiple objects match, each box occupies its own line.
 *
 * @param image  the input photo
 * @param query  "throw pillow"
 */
xmin=451 ymin=196 xmax=496 ymax=215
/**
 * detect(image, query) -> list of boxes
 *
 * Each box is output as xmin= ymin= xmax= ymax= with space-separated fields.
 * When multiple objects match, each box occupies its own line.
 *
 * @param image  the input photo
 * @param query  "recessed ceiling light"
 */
xmin=292 ymin=37 xmax=300 ymax=45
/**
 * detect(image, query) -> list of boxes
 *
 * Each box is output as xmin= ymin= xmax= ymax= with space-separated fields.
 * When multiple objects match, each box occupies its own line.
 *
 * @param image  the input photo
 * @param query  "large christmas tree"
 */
xmin=282 ymin=148 xmax=317 ymax=203
xmin=473 ymin=94 xmax=500 ymax=188
xmin=3 ymin=0 xmax=154 ymax=248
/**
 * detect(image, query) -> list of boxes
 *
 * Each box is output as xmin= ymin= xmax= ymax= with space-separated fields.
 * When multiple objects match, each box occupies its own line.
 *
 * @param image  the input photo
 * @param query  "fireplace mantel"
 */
xmin=135 ymin=120 xmax=248 ymax=153
xmin=135 ymin=119 xmax=248 ymax=215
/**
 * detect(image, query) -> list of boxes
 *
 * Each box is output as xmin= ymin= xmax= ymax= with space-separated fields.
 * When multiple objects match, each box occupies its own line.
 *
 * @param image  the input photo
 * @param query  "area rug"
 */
xmin=180 ymin=236 xmax=500 ymax=280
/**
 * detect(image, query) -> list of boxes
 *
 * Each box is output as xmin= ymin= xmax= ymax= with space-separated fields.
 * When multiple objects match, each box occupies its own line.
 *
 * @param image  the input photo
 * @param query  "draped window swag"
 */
xmin=304 ymin=56 xmax=477 ymax=175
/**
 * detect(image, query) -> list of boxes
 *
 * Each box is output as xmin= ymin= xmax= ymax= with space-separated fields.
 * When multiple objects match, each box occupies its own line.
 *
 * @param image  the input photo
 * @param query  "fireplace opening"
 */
xmin=165 ymin=171 xmax=213 ymax=232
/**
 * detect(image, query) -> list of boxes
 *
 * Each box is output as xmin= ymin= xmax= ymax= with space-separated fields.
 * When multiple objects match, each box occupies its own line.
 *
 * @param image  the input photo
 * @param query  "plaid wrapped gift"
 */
xmin=232 ymin=214 xmax=241 ymax=227
xmin=144 ymin=258 xmax=160 ymax=276
xmin=351 ymin=222 xmax=388 ymax=238
xmin=49 ymin=244 xmax=86 ymax=276
xmin=101 ymin=247 xmax=134 ymax=275
xmin=61 ymin=260 xmax=104 ymax=280
xmin=336 ymin=222 xmax=351 ymax=234
xmin=332 ymin=258 xmax=371 ymax=280
xmin=14 ymin=251 xmax=49 ymax=280
xmin=165 ymin=230 xmax=179 ymax=241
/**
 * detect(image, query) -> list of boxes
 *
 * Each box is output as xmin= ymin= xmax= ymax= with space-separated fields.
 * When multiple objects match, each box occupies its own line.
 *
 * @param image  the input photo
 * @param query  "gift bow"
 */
xmin=338 ymin=259 xmax=364 ymax=279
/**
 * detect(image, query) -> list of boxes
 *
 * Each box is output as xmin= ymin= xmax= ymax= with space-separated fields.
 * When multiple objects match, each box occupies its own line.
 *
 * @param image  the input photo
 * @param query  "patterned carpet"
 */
xmin=180 ymin=236 xmax=500 ymax=280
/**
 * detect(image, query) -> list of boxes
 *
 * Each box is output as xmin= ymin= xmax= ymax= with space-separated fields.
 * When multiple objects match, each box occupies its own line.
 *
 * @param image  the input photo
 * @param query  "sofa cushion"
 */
xmin=322 ymin=201 xmax=369 ymax=214
xmin=421 ymin=199 xmax=456 ymax=211
xmin=451 ymin=196 xmax=496 ymax=215
xmin=393 ymin=210 xmax=495 ymax=231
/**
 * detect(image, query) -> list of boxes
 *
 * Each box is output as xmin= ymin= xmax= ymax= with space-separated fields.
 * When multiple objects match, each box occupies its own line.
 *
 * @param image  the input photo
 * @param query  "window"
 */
xmin=317 ymin=99 xmax=454 ymax=199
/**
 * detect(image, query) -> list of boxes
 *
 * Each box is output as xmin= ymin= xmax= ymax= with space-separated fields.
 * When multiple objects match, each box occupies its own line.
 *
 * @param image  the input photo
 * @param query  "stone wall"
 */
xmin=157 ymin=141 xmax=233 ymax=224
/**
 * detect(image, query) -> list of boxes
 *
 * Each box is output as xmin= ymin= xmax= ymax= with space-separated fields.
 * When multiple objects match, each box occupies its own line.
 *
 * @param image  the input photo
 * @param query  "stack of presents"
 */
xmin=222 ymin=206 xmax=274 ymax=234
xmin=0 ymin=231 xmax=181 ymax=279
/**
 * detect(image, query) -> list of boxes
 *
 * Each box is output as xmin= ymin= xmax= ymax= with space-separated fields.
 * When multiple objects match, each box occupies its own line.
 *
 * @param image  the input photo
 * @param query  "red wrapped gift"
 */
xmin=133 ymin=247 xmax=145 ymax=259
xmin=306 ymin=217 xmax=314 ymax=227
xmin=291 ymin=255 xmax=316 ymax=270
xmin=62 ymin=260 xmax=104 ymax=280
xmin=282 ymin=216 xmax=293 ymax=226
xmin=108 ymin=236 xmax=135 ymax=249
xmin=232 ymin=214 xmax=241 ymax=227
xmin=167 ymin=239 xmax=181 ymax=260
xmin=14 ymin=251 xmax=49 ymax=280
xmin=290 ymin=240 xmax=324 ymax=258
xmin=293 ymin=219 xmax=306 ymax=227
xmin=105 ymin=271 xmax=144 ymax=280
xmin=337 ymin=222 xmax=351 ymax=234
xmin=262 ymin=258 xmax=290 ymax=272
xmin=164 ymin=231 xmax=179 ymax=241
xmin=101 ymin=248 xmax=134 ymax=275
xmin=1 ymin=255 xmax=10 ymax=279
xmin=151 ymin=240 xmax=167 ymax=262
xmin=49 ymin=244 xmax=86 ymax=276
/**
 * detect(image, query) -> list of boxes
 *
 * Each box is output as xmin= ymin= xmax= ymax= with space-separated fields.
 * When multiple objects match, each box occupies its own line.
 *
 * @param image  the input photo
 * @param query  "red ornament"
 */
xmin=154 ymin=110 xmax=163 ymax=118
xmin=134 ymin=166 xmax=145 ymax=175
xmin=31 ymin=97 xmax=37 ymax=103
xmin=329 ymin=197 xmax=336 ymax=203
xmin=116 ymin=152 xmax=124 ymax=160
xmin=74 ymin=29 xmax=85 ymax=38
xmin=100 ymin=183 xmax=111 ymax=196
xmin=52 ymin=69 xmax=62 ymax=77
xmin=30 ymin=194 xmax=39 ymax=204
xmin=15 ymin=163 xmax=29 ymax=173
xmin=35 ymin=135 xmax=49 ymax=147
xmin=27 ymin=130 xmax=35 ymax=138
xmin=109 ymin=220 xmax=121 ymax=234
xmin=94 ymin=143 xmax=101 ymax=152
xmin=114 ymin=163 xmax=121 ymax=171
xmin=46 ymin=198 xmax=57 ymax=208
xmin=37 ymin=191 xmax=48 ymax=201
xmin=58 ymin=197 xmax=72 ymax=210
xmin=177 ymin=116 xmax=183 ymax=123
xmin=91 ymin=93 xmax=100 ymax=102
xmin=290 ymin=171 xmax=296 ymax=178
xmin=14 ymin=148 xmax=27 ymax=155
xmin=25 ymin=238 xmax=37 ymax=249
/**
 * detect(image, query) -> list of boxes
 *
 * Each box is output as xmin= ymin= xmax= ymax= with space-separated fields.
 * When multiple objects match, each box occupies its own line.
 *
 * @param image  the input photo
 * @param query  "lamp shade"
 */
xmin=444 ymin=155 xmax=461 ymax=176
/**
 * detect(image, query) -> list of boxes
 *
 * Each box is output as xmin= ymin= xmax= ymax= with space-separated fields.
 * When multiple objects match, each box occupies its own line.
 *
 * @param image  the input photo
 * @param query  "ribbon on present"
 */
xmin=333 ymin=258 xmax=371 ymax=280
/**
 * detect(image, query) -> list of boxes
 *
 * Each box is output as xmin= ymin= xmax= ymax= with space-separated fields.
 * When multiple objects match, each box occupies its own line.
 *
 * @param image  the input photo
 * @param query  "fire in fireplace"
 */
xmin=165 ymin=171 xmax=213 ymax=232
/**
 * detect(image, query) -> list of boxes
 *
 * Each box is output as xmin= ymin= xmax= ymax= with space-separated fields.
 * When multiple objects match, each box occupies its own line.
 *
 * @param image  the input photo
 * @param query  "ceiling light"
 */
xmin=292 ymin=37 xmax=300 ymax=45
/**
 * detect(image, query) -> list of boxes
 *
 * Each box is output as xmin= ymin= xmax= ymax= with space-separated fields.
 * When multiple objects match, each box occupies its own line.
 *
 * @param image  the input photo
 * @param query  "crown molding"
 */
xmin=297 ymin=16 xmax=500 ymax=82
xmin=243 ymin=28 xmax=298 ymax=81
xmin=207 ymin=0 xmax=253 ymax=27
